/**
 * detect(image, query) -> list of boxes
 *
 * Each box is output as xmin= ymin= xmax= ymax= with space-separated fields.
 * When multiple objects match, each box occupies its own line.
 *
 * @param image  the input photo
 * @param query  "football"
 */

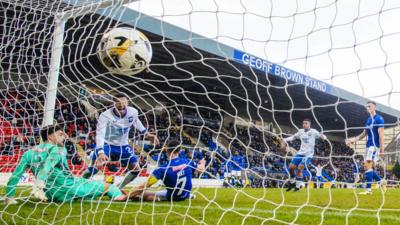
xmin=97 ymin=27 xmax=152 ymax=75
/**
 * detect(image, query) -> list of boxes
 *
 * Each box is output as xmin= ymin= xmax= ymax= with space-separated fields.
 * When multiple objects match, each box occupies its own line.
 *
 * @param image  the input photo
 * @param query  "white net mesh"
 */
xmin=1 ymin=0 xmax=400 ymax=224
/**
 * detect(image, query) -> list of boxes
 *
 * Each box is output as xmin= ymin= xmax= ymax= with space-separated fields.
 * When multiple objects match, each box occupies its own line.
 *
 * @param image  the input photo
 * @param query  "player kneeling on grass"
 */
xmin=128 ymin=140 xmax=205 ymax=202
xmin=4 ymin=124 xmax=126 ymax=204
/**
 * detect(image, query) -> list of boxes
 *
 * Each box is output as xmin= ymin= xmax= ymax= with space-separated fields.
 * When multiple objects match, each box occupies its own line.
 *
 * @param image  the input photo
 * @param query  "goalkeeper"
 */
xmin=4 ymin=124 xmax=126 ymax=204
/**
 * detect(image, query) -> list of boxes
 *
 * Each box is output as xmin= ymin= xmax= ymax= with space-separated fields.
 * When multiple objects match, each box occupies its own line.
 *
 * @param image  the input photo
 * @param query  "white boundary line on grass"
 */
xmin=86 ymin=200 xmax=400 ymax=222
xmin=2 ymin=197 xmax=400 ymax=223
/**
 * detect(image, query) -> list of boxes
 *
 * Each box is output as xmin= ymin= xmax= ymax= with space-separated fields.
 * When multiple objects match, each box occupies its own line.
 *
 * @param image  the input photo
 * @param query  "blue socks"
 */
xmin=365 ymin=169 xmax=382 ymax=191
xmin=373 ymin=170 xmax=381 ymax=182
xmin=365 ymin=170 xmax=374 ymax=191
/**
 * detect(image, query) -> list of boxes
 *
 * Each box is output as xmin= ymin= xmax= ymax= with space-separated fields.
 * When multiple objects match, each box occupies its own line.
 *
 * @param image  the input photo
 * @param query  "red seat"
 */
xmin=0 ymin=155 xmax=10 ymax=162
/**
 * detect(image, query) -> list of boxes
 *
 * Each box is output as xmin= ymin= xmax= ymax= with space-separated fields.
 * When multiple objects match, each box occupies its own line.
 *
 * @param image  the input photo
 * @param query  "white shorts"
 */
xmin=231 ymin=170 xmax=241 ymax=177
xmin=155 ymin=190 xmax=168 ymax=201
xmin=224 ymin=172 xmax=231 ymax=178
xmin=365 ymin=146 xmax=379 ymax=163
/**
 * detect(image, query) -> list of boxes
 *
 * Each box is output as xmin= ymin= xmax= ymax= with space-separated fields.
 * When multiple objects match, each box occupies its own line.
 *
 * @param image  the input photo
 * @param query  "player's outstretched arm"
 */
xmin=280 ymin=131 xmax=300 ymax=150
xmin=134 ymin=113 xmax=160 ymax=146
xmin=128 ymin=176 xmax=157 ymax=199
xmin=95 ymin=113 xmax=107 ymax=151
xmin=278 ymin=138 xmax=286 ymax=150
xmin=378 ymin=126 xmax=384 ymax=156
xmin=95 ymin=114 xmax=109 ymax=165
xmin=128 ymin=182 xmax=148 ymax=198
xmin=5 ymin=153 xmax=28 ymax=203
xmin=320 ymin=133 xmax=328 ymax=141
xmin=144 ymin=132 xmax=160 ymax=146
xmin=345 ymin=130 xmax=366 ymax=146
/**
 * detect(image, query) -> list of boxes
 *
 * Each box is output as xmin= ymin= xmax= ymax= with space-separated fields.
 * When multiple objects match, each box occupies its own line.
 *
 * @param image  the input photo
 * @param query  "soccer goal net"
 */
xmin=1 ymin=0 xmax=400 ymax=224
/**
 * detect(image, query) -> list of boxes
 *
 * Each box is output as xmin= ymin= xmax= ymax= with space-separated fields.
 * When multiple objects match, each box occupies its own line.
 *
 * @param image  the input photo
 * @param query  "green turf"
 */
xmin=1 ymin=187 xmax=399 ymax=225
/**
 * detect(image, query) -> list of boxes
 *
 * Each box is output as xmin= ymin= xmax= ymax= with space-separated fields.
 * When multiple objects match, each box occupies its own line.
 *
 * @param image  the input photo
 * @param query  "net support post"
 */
xmin=42 ymin=0 xmax=136 ymax=128
xmin=62 ymin=0 xmax=136 ymax=19
xmin=42 ymin=15 xmax=66 ymax=127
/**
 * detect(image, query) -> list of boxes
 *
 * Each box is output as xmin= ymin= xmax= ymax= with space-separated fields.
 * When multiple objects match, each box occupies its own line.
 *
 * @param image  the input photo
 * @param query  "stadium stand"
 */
xmin=0 ymin=89 xmax=391 ymax=188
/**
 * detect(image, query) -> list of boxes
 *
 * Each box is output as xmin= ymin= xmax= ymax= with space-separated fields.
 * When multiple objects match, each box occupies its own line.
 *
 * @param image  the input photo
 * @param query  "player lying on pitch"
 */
xmin=128 ymin=140 xmax=206 ymax=201
xmin=4 ymin=124 xmax=126 ymax=204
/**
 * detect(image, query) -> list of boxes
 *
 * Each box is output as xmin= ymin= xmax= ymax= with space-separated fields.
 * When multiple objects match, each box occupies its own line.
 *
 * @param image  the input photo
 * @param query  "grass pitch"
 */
xmin=1 ymin=187 xmax=399 ymax=225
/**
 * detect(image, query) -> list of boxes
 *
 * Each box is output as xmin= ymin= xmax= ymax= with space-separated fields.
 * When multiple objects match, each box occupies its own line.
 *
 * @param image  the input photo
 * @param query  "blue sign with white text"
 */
xmin=233 ymin=50 xmax=332 ymax=94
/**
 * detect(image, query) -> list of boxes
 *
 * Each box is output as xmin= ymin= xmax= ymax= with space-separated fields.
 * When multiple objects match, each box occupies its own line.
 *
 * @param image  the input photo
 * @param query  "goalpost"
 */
xmin=42 ymin=0 xmax=134 ymax=127
xmin=1 ymin=0 xmax=400 ymax=225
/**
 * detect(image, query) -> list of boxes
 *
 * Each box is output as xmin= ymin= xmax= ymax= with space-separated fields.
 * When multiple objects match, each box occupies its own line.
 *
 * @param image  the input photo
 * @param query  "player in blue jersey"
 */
xmin=128 ymin=140 xmax=205 ymax=201
xmin=220 ymin=160 xmax=233 ymax=187
xmin=82 ymin=93 xmax=159 ymax=189
xmin=346 ymin=101 xmax=386 ymax=195
xmin=230 ymin=151 xmax=245 ymax=187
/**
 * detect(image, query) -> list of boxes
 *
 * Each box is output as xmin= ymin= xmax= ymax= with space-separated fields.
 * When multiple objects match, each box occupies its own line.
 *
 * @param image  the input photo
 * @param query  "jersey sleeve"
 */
xmin=6 ymin=153 xmax=29 ymax=197
xmin=37 ymin=148 xmax=62 ymax=182
xmin=152 ymin=167 xmax=166 ymax=180
xmin=313 ymin=129 xmax=322 ymax=139
xmin=375 ymin=116 xmax=385 ymax=128
xmin=95 ymin=113 xmax=108 ymax=150
xmin=147 ymin=175 xmax=159 ymax=185
xmin=284 ymin=131 xmax=300 ymax=142
xmin=133 ymin=110 xmax=147 ymax=133
xmin=310 ymin=164 xmax=317 ymax=169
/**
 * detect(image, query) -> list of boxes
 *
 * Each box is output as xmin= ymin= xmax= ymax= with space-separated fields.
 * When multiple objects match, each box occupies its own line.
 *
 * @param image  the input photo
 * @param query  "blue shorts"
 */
xmin=290 ymin=154 xmax=311 ymax=167
xmin=91 ymin=144 xmax=137 ymax=167
xmin=155 ymin=190 xmax=189 ymax=201
xmin=167 ymin=190 xmax=190 ymax=201
xmin=316 ymin=176 xmax=324 ymax=182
